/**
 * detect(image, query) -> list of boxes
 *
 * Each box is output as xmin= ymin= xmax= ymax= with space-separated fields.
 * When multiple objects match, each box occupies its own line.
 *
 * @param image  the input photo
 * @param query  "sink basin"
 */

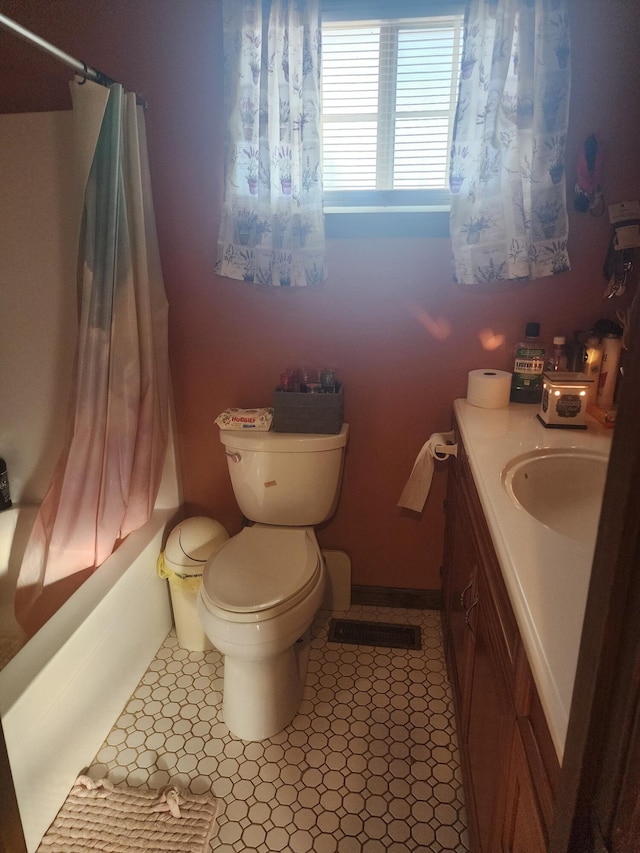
xmin=502 ymin=449 xmax=609 ymax=542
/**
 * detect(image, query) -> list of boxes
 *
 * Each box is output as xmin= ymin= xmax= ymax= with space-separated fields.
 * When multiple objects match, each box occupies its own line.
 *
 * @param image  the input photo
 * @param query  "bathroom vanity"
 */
xmin=441 ymin=399 xmax=612 ymax=852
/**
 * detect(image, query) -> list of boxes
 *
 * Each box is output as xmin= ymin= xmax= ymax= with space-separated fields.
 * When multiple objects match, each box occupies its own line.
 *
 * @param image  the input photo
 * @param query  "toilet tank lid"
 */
xmin=220 ymin=423 xmax=349 ymax=452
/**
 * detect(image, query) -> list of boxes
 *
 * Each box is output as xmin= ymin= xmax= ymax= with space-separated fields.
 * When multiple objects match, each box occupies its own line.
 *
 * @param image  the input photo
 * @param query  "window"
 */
xmin=321 ymin=1 xmax=465 ymax=218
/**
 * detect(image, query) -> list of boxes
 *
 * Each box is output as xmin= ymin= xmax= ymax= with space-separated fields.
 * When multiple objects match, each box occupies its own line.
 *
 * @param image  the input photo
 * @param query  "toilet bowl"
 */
xmin=197 ymin=525 xmax=325 ymax=740
xmin=197 ymin=424 xmax=348 ymax=741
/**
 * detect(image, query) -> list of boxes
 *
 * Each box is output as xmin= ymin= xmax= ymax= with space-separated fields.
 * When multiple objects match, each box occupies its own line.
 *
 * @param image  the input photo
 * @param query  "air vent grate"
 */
xmin=328 ymin=619 xmax=421 ymax=650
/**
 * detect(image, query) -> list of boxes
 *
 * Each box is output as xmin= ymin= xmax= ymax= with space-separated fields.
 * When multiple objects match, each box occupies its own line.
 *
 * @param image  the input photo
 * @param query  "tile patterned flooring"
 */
xmin=87 ymin=605 xmax=469 ymax=852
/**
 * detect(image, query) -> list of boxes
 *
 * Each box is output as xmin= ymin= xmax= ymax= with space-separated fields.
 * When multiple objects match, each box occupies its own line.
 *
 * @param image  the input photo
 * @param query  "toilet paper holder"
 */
xmin=397 ymin=431 xmax=458 ymax=513
xmin=433 ymin=442 xmax=458 ymax=459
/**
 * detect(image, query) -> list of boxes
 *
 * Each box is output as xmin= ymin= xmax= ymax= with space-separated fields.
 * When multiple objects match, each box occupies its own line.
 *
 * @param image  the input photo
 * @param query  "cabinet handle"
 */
xmin=464 ymin=595 xmax=479 ymax=632
xmin=460 ymin=576 xmax=474 ymax=610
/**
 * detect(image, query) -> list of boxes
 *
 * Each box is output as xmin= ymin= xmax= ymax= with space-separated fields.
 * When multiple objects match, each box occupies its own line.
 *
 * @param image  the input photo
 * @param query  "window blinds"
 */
xmin=322 ymin=12 xmax=463 ymax=204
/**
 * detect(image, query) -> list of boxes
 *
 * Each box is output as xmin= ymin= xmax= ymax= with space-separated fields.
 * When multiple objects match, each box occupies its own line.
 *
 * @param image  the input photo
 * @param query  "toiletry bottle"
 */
xmin=547 ymin=336 xmax=567 ymax=372
xmin=510 ymin=322 xmax=546 ymax=403
xmin=597 ymin=334 xmax=622 ymax=409
xmin=583 ymin=334 xmax=603 ymax=405
xmin=564 ymin=331 xmax=587 ymax=372
xmin=0 ymin=458 xmax=11 ymax=511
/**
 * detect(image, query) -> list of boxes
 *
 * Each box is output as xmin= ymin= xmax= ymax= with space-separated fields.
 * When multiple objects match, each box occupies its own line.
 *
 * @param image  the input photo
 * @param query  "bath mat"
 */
xmin=36 ymin=775 xmax=218 ymax=853
xmin=328 ymin=618 xmax=421 ymax=649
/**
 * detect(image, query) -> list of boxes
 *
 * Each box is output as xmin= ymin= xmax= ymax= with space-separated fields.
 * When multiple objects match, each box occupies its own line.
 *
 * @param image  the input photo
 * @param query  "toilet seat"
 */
xmin=200 ymin=526 xmax=321 ymax=622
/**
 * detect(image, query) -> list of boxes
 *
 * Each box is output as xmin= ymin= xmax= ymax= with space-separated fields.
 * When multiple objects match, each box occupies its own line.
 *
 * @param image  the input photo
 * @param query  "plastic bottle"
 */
xmin=583 ymin=334 xmax=603 ymax=405
xmin=0 ymin=458 xmax=11 ymax=511
xmin=510 ymin=322 xmax=546 ymax=403
xmin=564 ymin=331 xmax=587 ymax=372
xmin=597 ymin=334 xmax=622 ymax=409
xmin=547 ymin=336 xmax=567 ymax=372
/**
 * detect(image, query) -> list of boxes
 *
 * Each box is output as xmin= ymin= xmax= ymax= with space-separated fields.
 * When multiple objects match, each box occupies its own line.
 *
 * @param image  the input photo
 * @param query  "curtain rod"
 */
xmin=0 ymin=11 xmax=117 ymax=88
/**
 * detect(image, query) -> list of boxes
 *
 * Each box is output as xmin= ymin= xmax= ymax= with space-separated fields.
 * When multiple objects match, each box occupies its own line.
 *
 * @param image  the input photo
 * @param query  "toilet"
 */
xmin=197 ymin=424 xmax=349 ymax=741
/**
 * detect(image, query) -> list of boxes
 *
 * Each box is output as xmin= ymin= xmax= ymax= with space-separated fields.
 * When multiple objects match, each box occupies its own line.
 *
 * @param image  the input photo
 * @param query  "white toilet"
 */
xmin=197 ymin=424 xmax=349 ymax=741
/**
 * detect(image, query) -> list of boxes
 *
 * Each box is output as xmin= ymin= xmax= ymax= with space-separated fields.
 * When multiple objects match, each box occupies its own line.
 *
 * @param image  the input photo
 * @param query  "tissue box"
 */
xmin=272 ymin=384 xmax=344 ymax=434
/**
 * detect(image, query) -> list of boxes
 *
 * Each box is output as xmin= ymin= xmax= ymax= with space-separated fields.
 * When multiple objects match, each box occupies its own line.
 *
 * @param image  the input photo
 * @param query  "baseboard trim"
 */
xmin=351 ymin=585 xmax=442 ymax=611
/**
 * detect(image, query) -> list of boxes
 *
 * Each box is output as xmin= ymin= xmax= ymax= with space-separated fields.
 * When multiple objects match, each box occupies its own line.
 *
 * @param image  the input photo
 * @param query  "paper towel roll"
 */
xmin=397 ymin=432 xmax=458 ymax=513
xmin=466 ymin=369 xmax=511 ymax=409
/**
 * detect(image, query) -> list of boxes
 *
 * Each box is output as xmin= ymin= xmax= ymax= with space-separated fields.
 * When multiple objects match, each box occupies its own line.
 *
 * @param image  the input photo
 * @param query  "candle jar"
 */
xmin=538 ymin=372 xmax=592 ymax=429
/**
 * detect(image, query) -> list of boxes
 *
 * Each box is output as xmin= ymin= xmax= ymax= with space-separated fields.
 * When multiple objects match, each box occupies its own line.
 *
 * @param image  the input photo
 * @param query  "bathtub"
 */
xmin=0 ymin=504 xmax=177 ymax=852
xmin=0 ymin=506 xmax=32 ymax=666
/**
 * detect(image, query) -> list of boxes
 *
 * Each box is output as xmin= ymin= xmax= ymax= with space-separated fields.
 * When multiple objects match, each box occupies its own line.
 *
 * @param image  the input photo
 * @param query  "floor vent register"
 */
xmin=328 ymin=618 xmax=422 ymax=650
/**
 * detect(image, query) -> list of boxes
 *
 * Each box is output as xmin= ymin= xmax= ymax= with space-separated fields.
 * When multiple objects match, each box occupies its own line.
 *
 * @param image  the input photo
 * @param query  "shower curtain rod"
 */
xmin=1 ymin=11 xmax=117 ymax=89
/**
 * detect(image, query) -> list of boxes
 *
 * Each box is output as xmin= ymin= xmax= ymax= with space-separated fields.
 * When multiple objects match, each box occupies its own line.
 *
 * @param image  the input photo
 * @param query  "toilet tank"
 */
xmin=220 ymin=425 xmax=349 ymax=525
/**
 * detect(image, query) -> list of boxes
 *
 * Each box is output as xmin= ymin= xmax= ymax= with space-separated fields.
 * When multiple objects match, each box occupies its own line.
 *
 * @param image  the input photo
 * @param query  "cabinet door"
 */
xmin=452 ymin=491 xmax=477 ymax=715
xmin=443 ymin=423 xmax=559 ymax=852
xmin=442 ymin=463 xmax=476 ymax=725
xmin=465 ymin=563 xmax=514 ymax=853
xmin=498 ymin=723 xmax=547 ymax=852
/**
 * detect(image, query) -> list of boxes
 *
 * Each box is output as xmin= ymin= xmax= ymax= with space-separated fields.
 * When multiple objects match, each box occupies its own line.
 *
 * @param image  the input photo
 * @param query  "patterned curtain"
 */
xmin=217 ymin=0 xmax=325 ymax=287
xmin=450 ymin=0 xmax=571 ymax=284
xmin=16 ymin=82 xmax=170 ymax=637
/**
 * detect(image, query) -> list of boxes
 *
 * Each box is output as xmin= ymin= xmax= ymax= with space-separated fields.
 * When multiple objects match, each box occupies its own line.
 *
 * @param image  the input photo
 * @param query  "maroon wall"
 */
xmin=2 ymin=0 xmax=639 ymax=589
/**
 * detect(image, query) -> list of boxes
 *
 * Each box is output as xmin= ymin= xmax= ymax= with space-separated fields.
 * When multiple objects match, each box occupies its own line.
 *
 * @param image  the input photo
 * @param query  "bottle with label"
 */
xmin=0 ymin=458 xmax=11 ymax=511
xmin=510 ymin=322 xmax=546 ymax=403
xmin=583 ymin=334 xmax=603 ymax=405
xmin=547 ymin=336 xmax=567 ymax=371
xmin=597 ymin=334 xmax=622 ymax=409
xmin=564 ymin=330 xmax=587 ymax=372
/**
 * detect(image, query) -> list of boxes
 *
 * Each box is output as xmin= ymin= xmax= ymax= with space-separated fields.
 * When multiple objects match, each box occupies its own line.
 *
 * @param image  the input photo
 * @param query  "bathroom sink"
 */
xmin=502 ymin=449 xmax=609 ymax=542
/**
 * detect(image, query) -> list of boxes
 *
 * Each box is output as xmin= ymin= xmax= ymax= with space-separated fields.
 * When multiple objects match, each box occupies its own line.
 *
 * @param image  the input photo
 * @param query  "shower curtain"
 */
xmin=15 ymin=81 xmax=170 ymax=637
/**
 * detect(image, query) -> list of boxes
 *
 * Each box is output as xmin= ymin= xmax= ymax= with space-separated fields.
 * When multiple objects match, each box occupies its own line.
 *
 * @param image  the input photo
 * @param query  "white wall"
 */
xmin=0 ymin=111 xmax=78 ymax=504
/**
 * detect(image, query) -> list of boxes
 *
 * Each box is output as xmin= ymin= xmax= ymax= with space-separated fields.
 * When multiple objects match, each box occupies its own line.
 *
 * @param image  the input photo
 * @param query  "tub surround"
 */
xmin=0 ymin=510 xmax=175 ymax=852
xmin=453 ymin=399 xmax=612 ymax=759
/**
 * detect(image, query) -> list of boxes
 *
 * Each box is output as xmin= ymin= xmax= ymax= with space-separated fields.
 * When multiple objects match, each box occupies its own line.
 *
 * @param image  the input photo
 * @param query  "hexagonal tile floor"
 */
xmin=87 ymin=605 xmax=469 ymax=852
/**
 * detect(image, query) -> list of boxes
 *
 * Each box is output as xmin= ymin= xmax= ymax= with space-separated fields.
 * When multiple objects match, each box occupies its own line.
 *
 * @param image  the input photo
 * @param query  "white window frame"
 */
xmin=321 ymin=0 xmax=465 ymax=224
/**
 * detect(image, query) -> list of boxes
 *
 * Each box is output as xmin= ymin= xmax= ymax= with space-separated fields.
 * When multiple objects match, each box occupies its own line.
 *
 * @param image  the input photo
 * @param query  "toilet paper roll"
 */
xmin=397 ymin=432 xmax=458 ymax=513
xmin=466 ymin=369 xmax=512 ymax=409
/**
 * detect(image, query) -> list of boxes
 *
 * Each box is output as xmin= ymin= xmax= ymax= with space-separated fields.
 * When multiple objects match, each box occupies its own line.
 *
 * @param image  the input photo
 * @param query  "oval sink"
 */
xmin=502 ymin=449 xmax=609 ymax=542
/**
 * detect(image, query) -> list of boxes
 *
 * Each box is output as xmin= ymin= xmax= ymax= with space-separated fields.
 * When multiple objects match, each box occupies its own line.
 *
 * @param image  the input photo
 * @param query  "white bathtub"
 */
xmin=0 ymin=504 xmax=177 ymax=852
xmin=0 ymin=506 xmax=33 ymax=666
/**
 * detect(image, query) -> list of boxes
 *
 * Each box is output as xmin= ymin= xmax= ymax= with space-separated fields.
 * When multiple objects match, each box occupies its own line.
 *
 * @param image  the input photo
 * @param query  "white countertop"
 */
xmin=453 ymin=399 xmax=613 ymax=761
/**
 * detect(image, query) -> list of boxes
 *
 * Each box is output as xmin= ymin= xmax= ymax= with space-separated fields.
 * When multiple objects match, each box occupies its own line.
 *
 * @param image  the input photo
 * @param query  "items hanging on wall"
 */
xmin=574 ymin=134 xmax=605 ymax=216
xmin=602 ymin=200 xmax=640 ymax=299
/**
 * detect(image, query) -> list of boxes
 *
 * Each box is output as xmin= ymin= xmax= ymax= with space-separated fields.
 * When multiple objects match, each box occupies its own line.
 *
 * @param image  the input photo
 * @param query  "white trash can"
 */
xmin=157 ymin=516 xmax=229 ymax=651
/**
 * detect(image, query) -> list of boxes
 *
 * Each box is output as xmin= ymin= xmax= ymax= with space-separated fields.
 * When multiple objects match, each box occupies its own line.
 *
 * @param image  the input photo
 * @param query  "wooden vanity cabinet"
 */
xmin=499 ymin=722 xmax=548 ymax=852
xmin=441 ymin=418 xmax=560 ymax=852
xmin=441 ymin=447 xmax=476 ymax=731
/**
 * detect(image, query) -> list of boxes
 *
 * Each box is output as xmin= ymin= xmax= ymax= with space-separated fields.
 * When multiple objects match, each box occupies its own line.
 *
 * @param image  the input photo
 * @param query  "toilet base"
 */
xmin=222 ymin=630 xmax=311 ymax=741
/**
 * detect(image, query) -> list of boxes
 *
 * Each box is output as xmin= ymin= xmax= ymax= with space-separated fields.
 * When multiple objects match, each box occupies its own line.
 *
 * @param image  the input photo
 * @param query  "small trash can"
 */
xmin=157 ymin=516 xmax=229 ymax=651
